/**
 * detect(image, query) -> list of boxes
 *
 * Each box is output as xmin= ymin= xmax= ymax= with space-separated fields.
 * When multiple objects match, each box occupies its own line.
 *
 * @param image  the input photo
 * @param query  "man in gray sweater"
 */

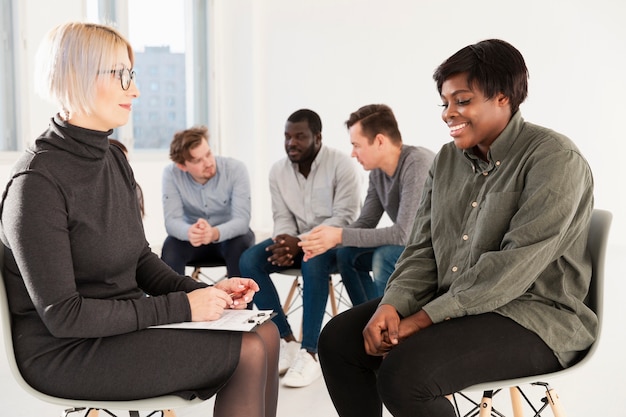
xmin=300 ymin=104 xmax=434 ymax=305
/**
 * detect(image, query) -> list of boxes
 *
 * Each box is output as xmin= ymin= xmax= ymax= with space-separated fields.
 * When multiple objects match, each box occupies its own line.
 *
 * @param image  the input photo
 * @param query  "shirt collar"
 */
xmin=463 ymin=111 xmax=525 ymax=173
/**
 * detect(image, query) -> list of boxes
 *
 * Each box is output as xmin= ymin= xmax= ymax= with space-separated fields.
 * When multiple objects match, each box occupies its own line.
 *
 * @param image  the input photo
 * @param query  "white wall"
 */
xmin=212 ymin=0 xmax=626 ymax=242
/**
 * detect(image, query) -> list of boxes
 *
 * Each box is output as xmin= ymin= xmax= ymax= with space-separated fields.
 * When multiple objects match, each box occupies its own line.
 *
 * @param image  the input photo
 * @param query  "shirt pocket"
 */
xmin=310 ymin=186 xmax=333 ymax=218
xmin=473 ymin=191 xmax=520 ymax=251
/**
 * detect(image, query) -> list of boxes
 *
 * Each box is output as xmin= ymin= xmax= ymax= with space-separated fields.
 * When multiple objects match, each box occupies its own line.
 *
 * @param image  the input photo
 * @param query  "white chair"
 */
xmin=0 ymin=250 xmax=204 ymax=417
xmin=451 ymin=208 xmax=612 ymax=417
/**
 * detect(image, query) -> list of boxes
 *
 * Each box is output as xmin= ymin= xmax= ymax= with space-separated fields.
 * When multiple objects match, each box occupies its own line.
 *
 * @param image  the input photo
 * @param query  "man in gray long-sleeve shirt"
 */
xmin=300 ymin=104 xmax=434 ymax=305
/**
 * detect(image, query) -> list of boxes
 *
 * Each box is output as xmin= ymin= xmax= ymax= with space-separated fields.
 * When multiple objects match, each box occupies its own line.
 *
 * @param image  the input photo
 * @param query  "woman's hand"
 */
xmin=187 ymin=286 xmax=233 ymax=321
xmin=362 ymin=304 xmax=401 ymax=356
xmin=214 ymin=277 xmax=259 ymax=310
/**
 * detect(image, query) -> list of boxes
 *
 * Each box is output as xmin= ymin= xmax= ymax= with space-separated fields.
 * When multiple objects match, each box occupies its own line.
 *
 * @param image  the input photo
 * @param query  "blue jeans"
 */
xmin=239 ymin=238 xmax=337 ymax=353
xmin=336 ymin=245 xmax=404 ymax=305
xmin=161 ymin=229 xmax=255 ymax=277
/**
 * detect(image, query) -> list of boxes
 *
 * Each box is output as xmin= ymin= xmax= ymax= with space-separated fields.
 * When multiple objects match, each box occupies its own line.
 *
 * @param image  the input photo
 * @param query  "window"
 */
xmin=0 ymin=0 xmax=18 ymax=151
xmin=86 ymin=0 xmax=210 ymax=150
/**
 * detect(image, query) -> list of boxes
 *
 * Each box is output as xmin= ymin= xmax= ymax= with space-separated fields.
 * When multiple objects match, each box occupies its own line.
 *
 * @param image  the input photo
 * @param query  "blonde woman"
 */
xmin=0 ymin=22 xmax=279 ymax=417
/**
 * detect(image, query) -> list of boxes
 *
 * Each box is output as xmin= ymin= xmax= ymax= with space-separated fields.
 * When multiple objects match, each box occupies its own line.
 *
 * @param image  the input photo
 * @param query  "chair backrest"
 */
xmin=453 ymin=208 xmax=612 ymax=394
xmin=585 ymin=209 xmax=612 ymax=318
xmin=0 ymin=246 xmax=201 ymax=412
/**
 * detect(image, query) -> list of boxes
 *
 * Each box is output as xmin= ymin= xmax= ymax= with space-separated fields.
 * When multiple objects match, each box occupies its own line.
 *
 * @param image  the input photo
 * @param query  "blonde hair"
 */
xmin=34 ymin=22 xmax=134 ymax=118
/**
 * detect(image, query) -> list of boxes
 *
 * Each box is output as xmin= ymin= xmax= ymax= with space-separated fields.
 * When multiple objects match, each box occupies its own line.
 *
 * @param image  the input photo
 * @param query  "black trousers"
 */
xmin=318 ymin=298 xmax=562 ymax=417
xmin=161 ymin=228 xmax=255 ymax=277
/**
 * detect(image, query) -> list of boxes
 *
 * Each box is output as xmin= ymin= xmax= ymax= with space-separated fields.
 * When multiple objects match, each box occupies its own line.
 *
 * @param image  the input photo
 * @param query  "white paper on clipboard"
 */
xmin=149 ymin=310 xmax=274 ymax=332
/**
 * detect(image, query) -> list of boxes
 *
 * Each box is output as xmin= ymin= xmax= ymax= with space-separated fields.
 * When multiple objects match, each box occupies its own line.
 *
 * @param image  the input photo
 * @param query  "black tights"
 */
xmin=318 ymin=298 xmax=562 ymax=417
xmin=214 ymin=320 xmax=280 ymax=417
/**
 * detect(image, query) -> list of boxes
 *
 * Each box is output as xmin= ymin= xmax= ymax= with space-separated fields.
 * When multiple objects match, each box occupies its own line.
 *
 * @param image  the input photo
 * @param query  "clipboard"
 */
xmin=148 ymin=309 xmax=275 ymax=332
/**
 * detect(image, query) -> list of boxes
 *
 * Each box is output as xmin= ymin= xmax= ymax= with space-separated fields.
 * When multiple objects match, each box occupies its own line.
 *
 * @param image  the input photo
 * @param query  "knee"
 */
xmin=318 ymin=316 xmax=339 ymax=357
xmin=318 ymin=317 xmax=348 ymax=373
xmin=160 ymin=236 xmax=179 ymax=258
xmin=372 ymin=246 xmax=399 ymax=266
xmin=257 ymin=321 xmax=280 ymax=351
xmin=376 ymin=354 xmax=438 ymax=413
xmin=240 ymin=331 xmax=267 ymax=363
xmin=238 ymin=242 xmax=267 ymax=272
xmin=336 ymin=247 xmax=356 ymax=269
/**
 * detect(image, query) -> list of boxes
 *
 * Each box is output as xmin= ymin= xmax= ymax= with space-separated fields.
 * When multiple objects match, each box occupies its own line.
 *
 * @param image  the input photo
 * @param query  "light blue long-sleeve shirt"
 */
xmin=162 ymin=156 xmax=252 ymax=242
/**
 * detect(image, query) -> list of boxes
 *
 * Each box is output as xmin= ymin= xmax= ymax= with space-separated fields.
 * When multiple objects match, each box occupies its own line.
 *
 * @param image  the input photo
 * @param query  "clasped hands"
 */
xmin=363 ymin=304 xmax=433 ymax=356
xmin=266 ymin=234 xmax=302 ymax=267
xmin=187 ymin=278 xmax=259 ymax=322
xmin=188 ymin=218 xmax=219 ymax=247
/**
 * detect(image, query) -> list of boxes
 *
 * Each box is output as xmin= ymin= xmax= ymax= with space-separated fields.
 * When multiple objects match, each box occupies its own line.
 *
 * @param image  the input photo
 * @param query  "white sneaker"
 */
xmin=279 ymin=340 xmax=301 ymax=376
xmin=282 ymin=349 xmax=322 ymax=388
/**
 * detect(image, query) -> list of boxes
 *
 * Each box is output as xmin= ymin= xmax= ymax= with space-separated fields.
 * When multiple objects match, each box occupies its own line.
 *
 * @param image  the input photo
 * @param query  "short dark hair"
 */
xmin=169 ymin=126 xmax=209 ymax=164
xmin=287 ymin=109 xmax=322 ymax=135
xmin=345 ymin=104 xmax=402 ymax=145
xmin=433 ymin=39 xmax=528 ymax=114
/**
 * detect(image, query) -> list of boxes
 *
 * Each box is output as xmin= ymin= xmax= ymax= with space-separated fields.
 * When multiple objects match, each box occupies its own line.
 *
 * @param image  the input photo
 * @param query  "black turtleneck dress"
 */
xmin=0 ymin=115 xmax=241 ymax=401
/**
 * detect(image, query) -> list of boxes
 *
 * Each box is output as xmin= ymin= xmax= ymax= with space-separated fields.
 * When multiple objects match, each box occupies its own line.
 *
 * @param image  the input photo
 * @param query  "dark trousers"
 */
xmin=161 ymin=229 xmax=255 ymax=277
xmin=318 ymin=298 xmax=562 ymax=417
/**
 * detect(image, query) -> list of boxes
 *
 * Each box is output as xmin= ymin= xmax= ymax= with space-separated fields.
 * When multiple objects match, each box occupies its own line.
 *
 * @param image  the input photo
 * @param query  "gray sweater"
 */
xmin=0 ymin=115 xmax=205 ymax=367
xmin=342 ymin=145 xmax=435 ymax=247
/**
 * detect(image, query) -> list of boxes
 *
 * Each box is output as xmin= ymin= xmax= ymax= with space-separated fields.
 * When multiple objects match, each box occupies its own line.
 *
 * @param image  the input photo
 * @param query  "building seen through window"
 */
xmin=132 ymin=46 xmax=186 ymax=149
xmin=127 ymin=0 xmax=188 ymax=150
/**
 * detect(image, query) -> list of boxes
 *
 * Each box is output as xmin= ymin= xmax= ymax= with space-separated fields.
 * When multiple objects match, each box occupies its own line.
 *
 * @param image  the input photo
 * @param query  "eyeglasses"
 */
xmin=101 ymin=68 xmax=136 ymax=90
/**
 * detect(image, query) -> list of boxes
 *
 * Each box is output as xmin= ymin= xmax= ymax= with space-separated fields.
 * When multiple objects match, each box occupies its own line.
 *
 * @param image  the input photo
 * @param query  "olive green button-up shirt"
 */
xmin=381 ymin=111 xmax=595 ymax=367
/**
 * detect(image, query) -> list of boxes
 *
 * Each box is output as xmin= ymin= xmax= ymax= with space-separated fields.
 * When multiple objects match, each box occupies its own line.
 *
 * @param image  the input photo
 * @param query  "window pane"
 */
xmin=0 ymin=0 xmax=18 ymax=151
xmin=128 ymin=0 xmax=187 ymax=150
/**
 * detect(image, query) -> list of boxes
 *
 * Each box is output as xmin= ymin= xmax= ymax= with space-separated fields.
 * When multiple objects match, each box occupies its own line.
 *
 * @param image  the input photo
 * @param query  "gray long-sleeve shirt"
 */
xmin=381 ymin=112 xmax=596 ymax=367
xmin=342 ymin=145 xmax=435 ymax=247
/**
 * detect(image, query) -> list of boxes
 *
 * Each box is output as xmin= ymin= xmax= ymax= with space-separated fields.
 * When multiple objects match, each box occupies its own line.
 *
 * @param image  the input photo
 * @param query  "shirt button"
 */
xmin=482 ymin=171 xmax=489 ymax=176
xmin=462 ymin=234 xmax=469 ymax=241
xmin=451 ymin=266 xmax=458 ymax=272
xmin=495 ymin=160 xmax=501 ymax=166
xmin=471 ymin=201 xmax=478 ymax=208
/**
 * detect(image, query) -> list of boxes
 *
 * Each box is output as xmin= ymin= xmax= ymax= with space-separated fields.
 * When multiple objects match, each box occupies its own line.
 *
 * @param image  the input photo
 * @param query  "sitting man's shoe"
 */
xmin=279 ymin=339 xmax=301 ymax=376
xmin=282 ymin=349 xmax=322 ymax=388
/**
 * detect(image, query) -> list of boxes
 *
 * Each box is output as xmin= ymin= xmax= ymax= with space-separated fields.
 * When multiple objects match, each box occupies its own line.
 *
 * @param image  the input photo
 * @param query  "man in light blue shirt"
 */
xmin=161 ymin=126 xmax=255 ymax=278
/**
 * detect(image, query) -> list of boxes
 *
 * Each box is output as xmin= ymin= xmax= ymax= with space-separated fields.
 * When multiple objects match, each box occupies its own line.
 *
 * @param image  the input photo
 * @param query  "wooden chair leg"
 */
xmin=539 ymin=384 xmax=565 ymax=417
xmin=510 ymin=386 xmax=525 ymax=417
xmin=282 ymin=277 xmax=300 ymax=315
xmin=478 ymin=390 xmax=493 ymax=417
